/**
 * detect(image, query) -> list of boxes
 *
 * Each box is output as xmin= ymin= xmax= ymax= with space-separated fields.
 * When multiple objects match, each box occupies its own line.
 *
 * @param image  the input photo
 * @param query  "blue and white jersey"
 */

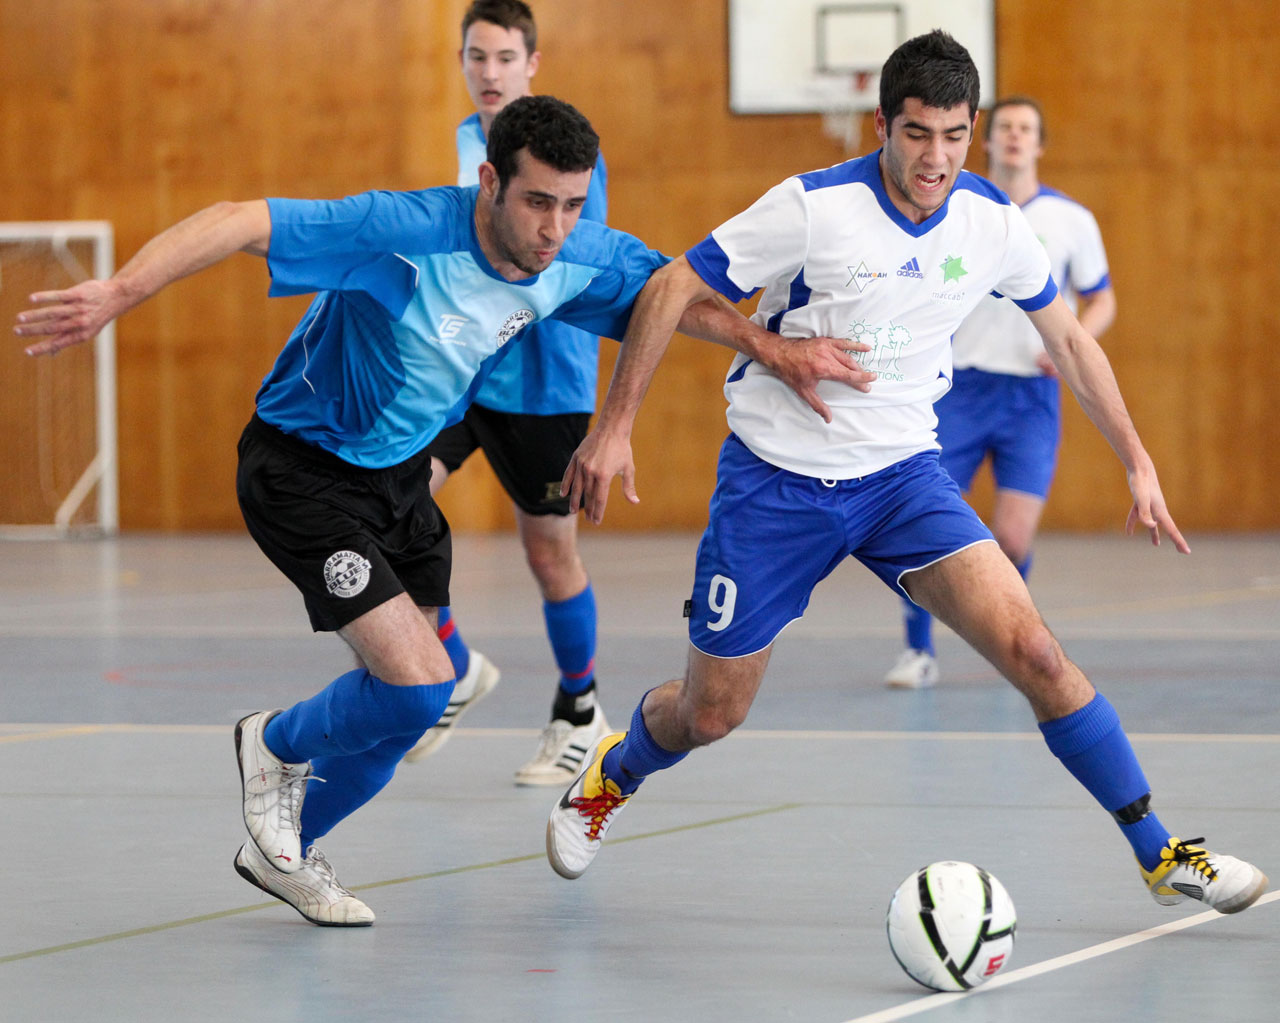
xmin=456 ymin=112 xmax=609 ymax=415
xmin=953 ymin=185 xmax=1110 ymax=377
xmin=685 ymin=150 xmax=1056 ymax=480
xmin=256 ymin=186 xmax=664 ymax=468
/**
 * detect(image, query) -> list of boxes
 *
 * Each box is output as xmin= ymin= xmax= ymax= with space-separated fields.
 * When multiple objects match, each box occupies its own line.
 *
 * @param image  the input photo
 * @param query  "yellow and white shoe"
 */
xmin=546 ymin=732 xmax=631 ymax=880
xmin=1140 ymin=837 xmax=1268 ymax=914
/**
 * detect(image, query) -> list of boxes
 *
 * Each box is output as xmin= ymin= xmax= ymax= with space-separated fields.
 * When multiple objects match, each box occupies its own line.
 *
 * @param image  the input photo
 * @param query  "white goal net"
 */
xmin=0 ymin=222 xmax=117 ymax=536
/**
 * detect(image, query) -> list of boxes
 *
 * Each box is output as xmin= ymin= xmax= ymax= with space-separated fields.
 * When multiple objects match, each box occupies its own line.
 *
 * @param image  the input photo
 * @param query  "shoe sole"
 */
xmin=233 ymin=850 xmax=373 ymax=928
xmin=1215 ymin=869 xmax=1269 ymax=914
xmin=403 ymin=660 xmax=501 ymax=763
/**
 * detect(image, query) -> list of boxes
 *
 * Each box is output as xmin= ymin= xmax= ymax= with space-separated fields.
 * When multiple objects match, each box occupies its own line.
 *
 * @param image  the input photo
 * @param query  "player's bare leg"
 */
xmin=512 ymin=508 xmax=612 ymax=785
xmin=905 ymin=542 xmax=1266 ymax=912
xmin=903 ymin=541 xmax=1091 ymax=720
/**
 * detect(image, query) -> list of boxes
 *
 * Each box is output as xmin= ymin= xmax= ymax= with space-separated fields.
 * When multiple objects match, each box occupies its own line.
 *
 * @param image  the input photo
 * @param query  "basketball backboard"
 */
xmin=728 ymin=0 xmax=995 ymax=115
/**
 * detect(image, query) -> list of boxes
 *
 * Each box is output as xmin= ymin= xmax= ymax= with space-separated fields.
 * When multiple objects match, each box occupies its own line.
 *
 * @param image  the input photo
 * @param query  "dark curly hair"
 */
xmin=487 ymin=95 xmax=599 ymax=197
xmin=879 ymin=30 xmax=980 ymax=129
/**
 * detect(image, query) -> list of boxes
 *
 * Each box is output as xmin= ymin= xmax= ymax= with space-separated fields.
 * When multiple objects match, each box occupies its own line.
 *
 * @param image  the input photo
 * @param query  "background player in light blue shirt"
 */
xmin=544 ymin=33 xmax=1266 ymax=918
xmin=407 ymin=1 xmax=617 ymax=787
xmin=886 ymin=95 xmax=1119 ymax=689
xmin=16 ymin=95 xmax=866 ymax=926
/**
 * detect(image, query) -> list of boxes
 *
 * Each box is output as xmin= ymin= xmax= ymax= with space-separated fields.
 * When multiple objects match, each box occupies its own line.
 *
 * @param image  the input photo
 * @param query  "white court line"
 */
xmin=842 ymin=891 xmax=1280 ymax=1023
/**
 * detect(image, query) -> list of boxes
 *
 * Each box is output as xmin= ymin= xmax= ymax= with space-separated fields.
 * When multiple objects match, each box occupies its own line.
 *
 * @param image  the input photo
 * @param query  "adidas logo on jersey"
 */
xmin=897 ymin=258 xmax=925 ymax=279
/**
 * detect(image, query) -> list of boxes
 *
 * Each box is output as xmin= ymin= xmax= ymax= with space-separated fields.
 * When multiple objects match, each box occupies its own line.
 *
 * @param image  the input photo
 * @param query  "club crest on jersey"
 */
xmin=846 ymin=260 xmax=888 ymax=293
xmin=496 ymin=309 xmax=535 ymax=346
xmin=323 ymin=550 xmax=372 ymax=598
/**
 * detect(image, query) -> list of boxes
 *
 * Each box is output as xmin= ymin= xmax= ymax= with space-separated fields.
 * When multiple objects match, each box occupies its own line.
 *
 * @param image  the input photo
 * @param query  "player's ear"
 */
xmin=873 ymin=106 xmax=889 ymax=143
xmin=478 ymin=161 xmax=501 ymax=200
xmin=527 ymin=49 xmax=541 ymax=79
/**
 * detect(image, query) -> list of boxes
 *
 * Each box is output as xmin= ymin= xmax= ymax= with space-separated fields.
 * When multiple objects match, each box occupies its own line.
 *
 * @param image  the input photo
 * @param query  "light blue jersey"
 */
xmin=456 ymin=113 xmax=609 ymax=414
xmin=256 ymin=186 xmax=664 ymax=469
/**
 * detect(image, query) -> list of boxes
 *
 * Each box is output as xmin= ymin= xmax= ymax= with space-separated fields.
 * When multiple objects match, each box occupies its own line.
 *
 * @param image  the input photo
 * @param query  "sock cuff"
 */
xmin=1039 ymin=692 xmax=1120 ymax=758
xmin=545 ymin=582 xmax=595 ymax=617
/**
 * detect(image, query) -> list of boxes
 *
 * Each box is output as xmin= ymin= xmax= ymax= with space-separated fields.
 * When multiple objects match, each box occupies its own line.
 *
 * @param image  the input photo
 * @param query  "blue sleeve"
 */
xmin=550 ymin=228 xmax=671 ymax=341
xmin=582 ymin=152 xmax=608 ymax=225
xmin=1012 ymin=274 xmax=1059 ymax=312
xmin=265 ymin=190 xmax=460 ymax=318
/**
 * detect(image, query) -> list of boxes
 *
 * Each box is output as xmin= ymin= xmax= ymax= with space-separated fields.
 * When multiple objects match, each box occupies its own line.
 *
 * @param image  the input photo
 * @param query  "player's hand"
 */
xmin=1124 ymin=460 xmax=1190 ymax=554
xmin=561 ymin=426 xmax=637 ymax=525
xmin=13 ymin=280 xmax=121 ymax=356
xmin=1034 ymin=351 xmax=1060 ymax=379
xmin=768 ymin=336 xmax=876 ymax=423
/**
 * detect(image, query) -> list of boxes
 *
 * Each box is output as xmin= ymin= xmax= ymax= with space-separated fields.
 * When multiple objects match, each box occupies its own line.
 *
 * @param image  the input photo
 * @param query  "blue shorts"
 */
xmin=936 ymin=368 xmax=1060 ymax=499
xmin=688 ymin=435 xmax=995 ymax=658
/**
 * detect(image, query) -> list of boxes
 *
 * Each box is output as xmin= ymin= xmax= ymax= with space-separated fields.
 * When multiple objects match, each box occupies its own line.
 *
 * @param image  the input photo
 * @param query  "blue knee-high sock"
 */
xmin=544 ymin=584 xmax=597 ymax=695
xmin=436 ymin=607 xmax=471 ymax=680
xmin=299 ymin=730 xmax=422 ymax=851
xmin=902 ymin=596 xmax=934 ymax=655
xmin=1039 ymin=692 xmax=1170 ymax=869
xmin=264 ymin=668 xmax=455 ymax=762
xmin=602 ymin=695 xmax=688 ymax=795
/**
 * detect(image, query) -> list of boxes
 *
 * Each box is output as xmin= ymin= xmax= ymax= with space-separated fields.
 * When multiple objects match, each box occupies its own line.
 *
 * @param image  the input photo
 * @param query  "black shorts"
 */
xmin=426 ymin=404 xmax=591 ymax=516
xmin=236 ymin=415 xmax=452 ymax=632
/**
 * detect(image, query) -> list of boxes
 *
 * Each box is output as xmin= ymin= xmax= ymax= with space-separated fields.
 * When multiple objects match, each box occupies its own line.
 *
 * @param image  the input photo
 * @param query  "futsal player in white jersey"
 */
xmin=546 ymin=32 xmax=1267 ymax=916
xmin=885 ymin=95 xmax=1118 ymax=689
xmin=406 ymin=0 xmax=617 ymax=788
xmin=15 ymin=96 xmax=866 ymax=927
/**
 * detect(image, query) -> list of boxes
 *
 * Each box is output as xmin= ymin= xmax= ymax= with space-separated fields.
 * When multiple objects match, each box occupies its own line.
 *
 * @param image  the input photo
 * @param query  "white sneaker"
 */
xmin=235 ymin=841 xmax=374 ymax=926
xmin=884 ymin=649 xmax=939 ymax=689
xmin=404 ymin=651 xmax=501 ymax=763
xmin=235 ymin=711 xmax=311 ymax=873
xmin=546 ymin=732 xmax=631 ymax=879
xmin=515 ymin=708 xmax=612 ymax=787
xmin=1139 ymin=836 xmax=1268 ymax=914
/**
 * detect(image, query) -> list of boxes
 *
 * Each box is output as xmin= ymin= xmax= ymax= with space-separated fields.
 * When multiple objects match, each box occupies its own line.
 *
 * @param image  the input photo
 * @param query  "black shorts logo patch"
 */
xmin=323 ymin=550 xmax=373 ymax=598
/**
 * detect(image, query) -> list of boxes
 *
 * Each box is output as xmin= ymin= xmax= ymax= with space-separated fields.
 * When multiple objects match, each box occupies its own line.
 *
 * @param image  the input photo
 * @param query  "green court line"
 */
xmin=0 ymin=802 xmax=801 ymax=965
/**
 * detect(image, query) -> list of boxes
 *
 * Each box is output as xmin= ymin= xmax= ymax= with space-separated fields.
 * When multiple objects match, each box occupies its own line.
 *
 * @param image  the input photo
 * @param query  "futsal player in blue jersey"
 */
xmin=545 ymin=32 xmax=1267 ymax=916
xmin=406 ymin=1 xmax=617 ymax=787
xmin=885 ymin=95 xmax=1118 ymax=689
xmin=15 ymin=95 xmax=870 ymax=926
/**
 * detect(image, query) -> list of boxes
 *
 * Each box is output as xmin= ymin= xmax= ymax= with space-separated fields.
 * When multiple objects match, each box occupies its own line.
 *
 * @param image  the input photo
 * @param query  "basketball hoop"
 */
xmin=821 ymin=69 xmax=876 ymax=155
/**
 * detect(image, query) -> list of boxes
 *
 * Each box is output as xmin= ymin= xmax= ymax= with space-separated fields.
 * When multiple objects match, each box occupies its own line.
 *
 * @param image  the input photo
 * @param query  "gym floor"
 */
xmin=2 ymin=531 xmax=1276 ymax=1022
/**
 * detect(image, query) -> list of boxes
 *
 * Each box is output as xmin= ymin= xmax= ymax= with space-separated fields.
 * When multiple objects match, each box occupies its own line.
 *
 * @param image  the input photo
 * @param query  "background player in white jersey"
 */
xmin=545 ymin=32 xmax=1266 ymax=917
xmin=15 ymin=96 xmax=867 ymax=927
xmin=885 ymin=95 xmax=1118 ymax=689
xmin=406 ymin=0 xmax=615 ymax=787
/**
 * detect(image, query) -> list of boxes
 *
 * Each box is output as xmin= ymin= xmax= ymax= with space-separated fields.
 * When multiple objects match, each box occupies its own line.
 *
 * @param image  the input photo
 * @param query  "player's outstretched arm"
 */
xmin=562 ymin=256 xmax=710 ymax=524
xmin=1027 ymin=295 xmax=1189 ymax=554
xmin=14 ymin=200 xmax=272 ymax=357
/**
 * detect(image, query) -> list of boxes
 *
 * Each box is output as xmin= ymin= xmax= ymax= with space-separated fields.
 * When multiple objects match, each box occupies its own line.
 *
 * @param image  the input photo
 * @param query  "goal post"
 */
xmin=0 ymin=221 xmax=117 ymax=537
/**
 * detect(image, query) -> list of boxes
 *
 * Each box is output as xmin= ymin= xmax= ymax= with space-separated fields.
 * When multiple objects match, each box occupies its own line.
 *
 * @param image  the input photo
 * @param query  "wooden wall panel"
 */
xmin=2 ymin=0 xmax=1277 ymax=533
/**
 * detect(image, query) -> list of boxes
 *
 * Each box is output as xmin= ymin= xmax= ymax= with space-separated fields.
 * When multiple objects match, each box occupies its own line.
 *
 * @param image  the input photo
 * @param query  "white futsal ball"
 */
xmin=886 ymin=861 xmax=1017 ymax=992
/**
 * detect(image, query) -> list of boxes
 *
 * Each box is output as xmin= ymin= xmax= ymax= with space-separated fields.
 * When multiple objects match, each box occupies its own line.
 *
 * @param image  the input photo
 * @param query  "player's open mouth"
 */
xmin=482 ymin=90 xmax=502 ymax=103
xmin=916 ymin=173 xmax=944 ymax=189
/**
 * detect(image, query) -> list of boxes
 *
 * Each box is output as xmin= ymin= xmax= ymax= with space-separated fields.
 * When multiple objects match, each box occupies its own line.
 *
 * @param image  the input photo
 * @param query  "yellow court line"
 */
xmin=3 ymin=724 xmax=1278 ymax=744
xmin=0 ymin=802 xmax=801 ymax=966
